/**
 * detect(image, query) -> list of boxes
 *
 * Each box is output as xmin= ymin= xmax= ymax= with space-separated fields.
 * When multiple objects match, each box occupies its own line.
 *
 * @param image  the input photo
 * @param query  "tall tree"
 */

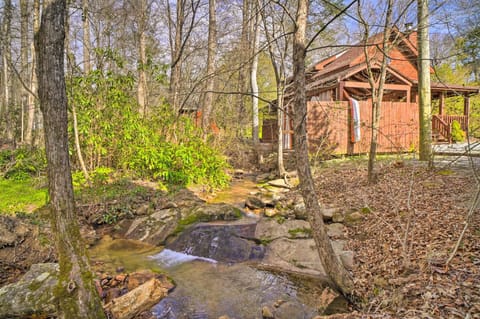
xmin=136 ymin=0 xmax=149 ymax=115
xmin=82 ymin=0 xmax=92 ymax=74
xmin=1 ymin=0 xmax=13 ymax=142
xmin=357 ymin=0 xmax=394 ymax=183
xmin=260 ymin=0 xmax=290 ymax=176
xmin=251 ymin=0 xmax=261 ymax=144
xmin=201 ymin=0 xmax=217 ymax=136
xmin=35 ymin=0 xmax=106 ymax=317
xmin=417 ymin=0 xmax=432 ymax=161
xmin=292 ymin=0 xmax=354 ymax=295
xmin=25 ymin=0 xmax=41 ymax=146
xmin=20 ymin=0 xmax=29 ymax=143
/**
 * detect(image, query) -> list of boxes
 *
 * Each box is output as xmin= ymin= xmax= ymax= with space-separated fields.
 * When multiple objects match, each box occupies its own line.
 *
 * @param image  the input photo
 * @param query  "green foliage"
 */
xmin=451 ymin=120 xmax=466 ymax=142
xmin=68 ymin=51 xmax=230 ymax=190
xmin=0 ymin=148 xmax=46 ymax=180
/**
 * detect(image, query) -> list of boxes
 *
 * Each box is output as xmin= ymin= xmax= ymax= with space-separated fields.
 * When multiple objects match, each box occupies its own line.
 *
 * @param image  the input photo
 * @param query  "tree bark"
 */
xmin=1 ymin=0 xmax=13 ymax=142
xmin=260 ymin=3 xmax=287 ymax=176
xmin=360 ymin=0 xmax=393 ymax=183
xmin=137 ymin=0 xmax=148 ymax=116
xmin=82 ymin=0 xmax=92 ymax=74
xmin=20 ymin=0 xmax=29 ymax=144
xmin=201 ymin=0 xmax=217 ymax=136
xmin=292 ymin=0 xmax=354 ymax=295
xmin=35 ymin=1 xmax=106 ymax=318
xmin=169 ymin=0 xmax=185 ymax=113
xmin=251 ymin=4 xmax=260 ymax=144
xmin=418 ymin=0 xmax=432 ymax=161
xmin=25 ymin=0 xmax=40 ymax=146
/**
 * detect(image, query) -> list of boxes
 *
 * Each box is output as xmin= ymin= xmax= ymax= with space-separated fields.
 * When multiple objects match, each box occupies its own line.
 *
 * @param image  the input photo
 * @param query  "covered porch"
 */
xmin=431 ymin=83 xmax=478 ymax=143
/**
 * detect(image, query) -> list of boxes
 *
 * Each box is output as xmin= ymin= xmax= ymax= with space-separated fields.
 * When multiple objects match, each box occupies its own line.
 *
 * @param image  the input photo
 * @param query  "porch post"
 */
xmin=464 ymin=95 xmax=470 ymax=134
xmin=439 ymin=92 xmax=445 ymax=115
xmin=338 ymin=81 xmax=345 ymax=100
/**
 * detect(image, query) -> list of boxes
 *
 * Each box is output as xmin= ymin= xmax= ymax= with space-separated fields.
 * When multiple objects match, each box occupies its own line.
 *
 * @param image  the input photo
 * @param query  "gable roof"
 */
xmin=307 ymin=28 xmax=479 ymax=98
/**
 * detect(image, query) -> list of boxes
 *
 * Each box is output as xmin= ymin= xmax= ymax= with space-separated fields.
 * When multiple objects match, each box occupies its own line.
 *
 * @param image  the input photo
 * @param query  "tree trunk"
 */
xmin=25 ymin=0 xmax=40 ymax=146
xmin=251 ymin=4 xmax=260 ymax=144
xmin=418 ymin=0 xmax=432 ymax=161
xmin=137 ymin=0 xmax=148 ymax=116
xmin=201 ymin=0 xmax=217 ymax=136
xmin=20 ymin=0 xmax=29 ymax=144
xmin=35 ymin=1 xmax=106 ymax=318
xmin=82 ymin=0 xmax=92 ymax=74
xmin=237 ymin=0 xmax=252 ymax=134
xmin=1 ymin=0 xmax=13 ymax=142
xmin=358 ymin=0 xmax=393 ymax=183
xmin=169 ymin=0 xmax=185 ymax=113
xmin=277 ymin=89 xmax=286 ymax=176
xmin=292 ymin=0 xmax=353 ymax=295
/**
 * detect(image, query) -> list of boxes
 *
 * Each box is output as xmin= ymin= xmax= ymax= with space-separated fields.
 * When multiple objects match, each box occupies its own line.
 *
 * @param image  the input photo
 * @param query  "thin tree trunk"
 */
xmin=25 ymin=0 xmax=40 ymax=146
xmin=169 ymin=0 xmax=185 ymax=113
xmin=20 ymin=0 xmax=29 ymax=144
xmin=137 ymin=0 xmax=148 ymax=116
xmin=201 ymin=0 xmax=217 ymax=136
xmin=292 ymin=0 xmax=354 ymax=295
xmin=82 ymin=0 xmax=91 ymax=74
xmin=35 ymin=1 xmax=105 ymax=317
xmin=277 ymin=89 xmax=286 ymax=176
xmin=2 ymin=0 xmax=13 ymax=142
xmin=418 ymin=0 xmax=432 ymax=161
xmin=237 ymin=0 xmax=251 ymax=134
xmin=251 ymin=5 xmax=260 ymax=144
xmin=359 ymin=0 xmax=393 ymax=183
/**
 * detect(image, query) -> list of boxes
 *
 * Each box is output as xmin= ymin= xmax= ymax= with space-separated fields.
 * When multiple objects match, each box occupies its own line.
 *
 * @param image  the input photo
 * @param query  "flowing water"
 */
xmin=90 ymin=178 xmax=325 ymax=318
xmin=91 ymin=240 xmax=322 ymax=319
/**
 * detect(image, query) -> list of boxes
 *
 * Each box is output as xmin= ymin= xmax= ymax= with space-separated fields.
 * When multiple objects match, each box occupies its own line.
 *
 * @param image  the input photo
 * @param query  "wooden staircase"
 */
xmin=432 ymin=115 xmax=451 ymax=143
xmin=432 ymin=114 xmax=469 ymax=143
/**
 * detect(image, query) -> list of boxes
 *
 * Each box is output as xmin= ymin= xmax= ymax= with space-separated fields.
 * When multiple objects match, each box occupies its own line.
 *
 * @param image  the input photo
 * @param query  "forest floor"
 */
xmin=306 ymin=156 xmax=480 ymax=318
xmin=0 ymin=155 xmax=479 ymax=318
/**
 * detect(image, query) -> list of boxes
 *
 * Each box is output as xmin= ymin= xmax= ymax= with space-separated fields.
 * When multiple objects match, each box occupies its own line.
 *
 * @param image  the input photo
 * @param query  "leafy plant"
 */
xmin=451 ymin=120 xmax=466 ymax=142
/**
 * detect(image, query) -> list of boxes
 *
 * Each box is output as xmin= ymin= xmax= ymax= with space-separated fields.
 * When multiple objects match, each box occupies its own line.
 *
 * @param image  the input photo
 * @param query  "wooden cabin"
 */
xmin=262 ymin=28 xmax=479 ymax=154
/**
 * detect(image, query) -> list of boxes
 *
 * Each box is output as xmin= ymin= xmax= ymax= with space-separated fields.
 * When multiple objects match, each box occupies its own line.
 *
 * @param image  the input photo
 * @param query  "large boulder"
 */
xmin=255 ymin=219 xmax=311 ymax=241
xmin=0 ymin=263 xmax=59 ymax=318
xmin=261 ymin=238 xmax=326 ymax=277
xmin=120 ymin=203 xmax=244 ymax=245
xmin=167 ymin=220 xmax=264 ymax=262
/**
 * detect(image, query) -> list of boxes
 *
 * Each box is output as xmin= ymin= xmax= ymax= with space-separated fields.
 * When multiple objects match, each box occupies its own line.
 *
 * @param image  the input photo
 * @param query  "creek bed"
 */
xmin=90 ymin=237 xmax=323 ymax=319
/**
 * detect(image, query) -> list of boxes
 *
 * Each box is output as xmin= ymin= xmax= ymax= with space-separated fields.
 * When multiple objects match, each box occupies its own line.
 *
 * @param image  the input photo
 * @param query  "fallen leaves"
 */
xmin=307 ymin=160 xmax=480 ymax=318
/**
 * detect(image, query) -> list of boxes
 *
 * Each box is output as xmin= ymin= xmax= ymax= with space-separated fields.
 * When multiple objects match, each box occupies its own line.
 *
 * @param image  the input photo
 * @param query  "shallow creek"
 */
xmin=89 ymin=178 xmax=325 ymax=318
xmin=91 ymin=238 xmax=322 ymax=318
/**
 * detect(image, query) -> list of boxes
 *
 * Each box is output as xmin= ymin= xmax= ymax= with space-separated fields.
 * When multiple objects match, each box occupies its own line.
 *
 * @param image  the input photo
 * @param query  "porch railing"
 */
xmin=436 ymin=115 xmax=468 ymax=132
xmin=432 ymin=115 xmax=451 ymax=143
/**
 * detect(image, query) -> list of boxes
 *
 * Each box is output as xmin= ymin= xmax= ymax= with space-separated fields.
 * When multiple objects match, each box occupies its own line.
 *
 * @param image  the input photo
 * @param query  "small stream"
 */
xmin=90 ymin=178 xmax=326 ymax=318
xmin=91 ymin=238 xmax=322 ymax=319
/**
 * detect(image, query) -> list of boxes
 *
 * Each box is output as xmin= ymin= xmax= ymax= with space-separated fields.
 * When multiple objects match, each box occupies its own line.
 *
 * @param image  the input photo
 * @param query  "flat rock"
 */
xmin=0 ymin=263 xmax=59 ymax=318
xmin=260 ymin=238 xmax=326 ymax=277
xmin=255 ymin=219 xmax=311 ymax=240
xmin=267 ymin=179 xmax=292 ymax=189
xmin=326 ymin=223 xmax=347 ymax=239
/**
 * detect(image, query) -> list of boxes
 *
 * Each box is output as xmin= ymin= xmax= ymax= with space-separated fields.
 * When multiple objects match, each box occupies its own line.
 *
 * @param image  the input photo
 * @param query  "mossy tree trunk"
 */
xmin=35 ymin=1 xmax=106 ymax=318
xmin=292 ymin=0 xmax=354 ymax=296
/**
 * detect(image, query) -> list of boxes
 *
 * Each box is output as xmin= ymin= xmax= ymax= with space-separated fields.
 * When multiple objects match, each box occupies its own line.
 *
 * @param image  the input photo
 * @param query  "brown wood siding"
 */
xmin=307 ymin=101 xmax=419 ymax=154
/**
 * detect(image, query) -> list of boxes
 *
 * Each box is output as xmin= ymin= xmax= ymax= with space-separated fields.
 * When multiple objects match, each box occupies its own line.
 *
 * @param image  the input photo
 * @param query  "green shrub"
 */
xmin=0 ymin=148 xmax=46 ymax=180
xmin=451 ymin=120 xmax=466 ymax=142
